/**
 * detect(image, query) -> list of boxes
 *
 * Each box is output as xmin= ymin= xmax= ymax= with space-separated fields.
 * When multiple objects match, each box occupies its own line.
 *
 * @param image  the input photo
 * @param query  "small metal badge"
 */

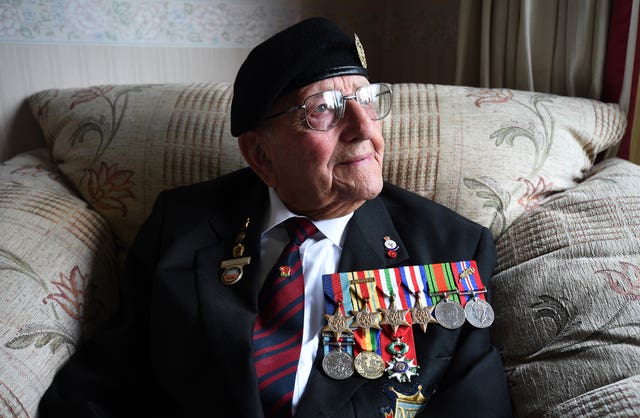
xmin=323 ymin=345 xmax=354 ymax=380
xmin=220 ymin=218 xmax=251 ymax=285
xmin=464 ymin=297 xmax=495 ymax=328
xmin=354 ymin=33 xmax=367 ymax=69
xmin=383 ymin=236 xmax=399 ymax=259
xmin=353 ymin=350 xmax=385 ymax=379
xmin=220 ymin=257 xmax=251 ymax=285
xmin=434 ymin=296 xmax=466 ymax=329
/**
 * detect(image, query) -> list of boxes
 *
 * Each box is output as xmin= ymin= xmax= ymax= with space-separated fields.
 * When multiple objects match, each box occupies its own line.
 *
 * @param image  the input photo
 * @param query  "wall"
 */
xmin=0 ymin=0 xmax=460 ymax=161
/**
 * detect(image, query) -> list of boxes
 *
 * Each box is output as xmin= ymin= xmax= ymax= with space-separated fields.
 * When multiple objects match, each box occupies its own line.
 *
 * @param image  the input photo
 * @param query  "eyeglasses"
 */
xmin=264 ymin=83 xmax=393 ymax=131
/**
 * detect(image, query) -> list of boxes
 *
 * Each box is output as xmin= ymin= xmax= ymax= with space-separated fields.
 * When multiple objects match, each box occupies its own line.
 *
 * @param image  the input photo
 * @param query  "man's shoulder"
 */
xmin=379 ymin=182 xmax=484 ymax=231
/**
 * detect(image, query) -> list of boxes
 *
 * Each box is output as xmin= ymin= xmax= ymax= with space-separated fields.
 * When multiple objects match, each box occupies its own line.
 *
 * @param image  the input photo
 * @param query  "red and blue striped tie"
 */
xmin=253 ymin=217 xmax=318 ymax=418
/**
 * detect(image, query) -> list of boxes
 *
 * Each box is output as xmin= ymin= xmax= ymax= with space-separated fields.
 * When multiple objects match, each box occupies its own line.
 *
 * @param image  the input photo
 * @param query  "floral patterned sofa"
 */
xmin=1 ymin=82 xmax=639 ymax=417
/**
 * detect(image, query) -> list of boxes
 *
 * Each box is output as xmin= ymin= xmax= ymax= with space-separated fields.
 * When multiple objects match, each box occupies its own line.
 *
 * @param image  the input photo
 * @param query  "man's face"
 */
xmin=241 ymin=75 xmax=385 ymax=219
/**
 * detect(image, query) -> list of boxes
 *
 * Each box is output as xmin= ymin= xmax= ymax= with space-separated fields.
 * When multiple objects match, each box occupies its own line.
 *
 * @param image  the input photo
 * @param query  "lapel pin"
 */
xmin=220 ymin=218 xmax=251 ymax=285
xmin=383 ymin=236 xmax=399 ymax=258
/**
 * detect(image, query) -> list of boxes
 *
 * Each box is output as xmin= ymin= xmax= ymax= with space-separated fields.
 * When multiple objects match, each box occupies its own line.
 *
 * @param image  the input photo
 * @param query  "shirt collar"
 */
xmin=263 ymin=187 xmax=353 ymax=248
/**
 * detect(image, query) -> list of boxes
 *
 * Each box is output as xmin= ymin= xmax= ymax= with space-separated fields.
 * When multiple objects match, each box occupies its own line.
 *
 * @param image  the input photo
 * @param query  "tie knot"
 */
xmin=283 ymin=217 xmax=318 ymax=245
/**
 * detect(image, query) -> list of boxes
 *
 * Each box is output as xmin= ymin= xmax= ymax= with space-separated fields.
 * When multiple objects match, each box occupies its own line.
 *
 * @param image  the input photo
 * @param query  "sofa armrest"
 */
xmin=491 ymin=157 xmax=640 ymax=417
xmin=0 ymin=148 xmax=118 ymax=417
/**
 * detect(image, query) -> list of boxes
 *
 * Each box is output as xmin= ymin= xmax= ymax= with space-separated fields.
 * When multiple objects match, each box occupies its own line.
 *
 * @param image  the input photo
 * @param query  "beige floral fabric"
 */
xmin=383 ymin=84 xmax=626 ymax=239
xmin=29 ymin=83 xmax=625 ymax=248
xmin=29 ymin=83 xmax=245 ymax=248
xmin=0 ymin=149 xmax=118 ymax=417
xmin=492 ymin=158 xmax=640 ymax=417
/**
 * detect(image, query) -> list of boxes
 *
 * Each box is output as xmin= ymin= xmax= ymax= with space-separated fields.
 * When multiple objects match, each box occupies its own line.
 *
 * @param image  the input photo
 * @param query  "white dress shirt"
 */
xmin=258 ymin=188 xmax=353 ymax=413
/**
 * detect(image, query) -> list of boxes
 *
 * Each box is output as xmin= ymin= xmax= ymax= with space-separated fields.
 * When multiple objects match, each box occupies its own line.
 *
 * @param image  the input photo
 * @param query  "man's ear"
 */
xmin=238 ymin=130 xmax=277 ymax=187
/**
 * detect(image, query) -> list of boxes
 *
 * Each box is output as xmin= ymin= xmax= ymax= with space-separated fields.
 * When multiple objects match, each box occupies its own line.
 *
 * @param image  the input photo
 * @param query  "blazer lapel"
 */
xmin=297 ymin=196 xmax=410 ymax=416
xmin=193 ymin=173 xmax=268 ymax=413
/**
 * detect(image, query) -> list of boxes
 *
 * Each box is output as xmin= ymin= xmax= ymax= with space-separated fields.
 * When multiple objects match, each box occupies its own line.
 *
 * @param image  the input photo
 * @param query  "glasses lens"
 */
xmin=304 ymin=91 xmax=342 ymax=131
xmin=357 ymin=84 xmax=392 ymax=121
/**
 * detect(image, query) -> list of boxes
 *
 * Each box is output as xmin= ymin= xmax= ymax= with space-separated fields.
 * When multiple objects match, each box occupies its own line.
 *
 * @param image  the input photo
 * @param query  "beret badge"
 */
xmin=354 ymin=33 xmax=367 ymax=69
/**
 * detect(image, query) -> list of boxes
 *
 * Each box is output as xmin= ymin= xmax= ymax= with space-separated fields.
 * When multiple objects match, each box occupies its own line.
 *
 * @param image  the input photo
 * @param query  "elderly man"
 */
xmin=39 ymin=17 xmax=511 ymax=418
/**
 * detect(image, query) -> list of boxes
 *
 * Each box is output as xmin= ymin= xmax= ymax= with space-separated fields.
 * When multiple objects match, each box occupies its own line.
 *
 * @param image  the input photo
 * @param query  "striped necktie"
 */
xmin=253 ymin=217 xmax=318 ymax=418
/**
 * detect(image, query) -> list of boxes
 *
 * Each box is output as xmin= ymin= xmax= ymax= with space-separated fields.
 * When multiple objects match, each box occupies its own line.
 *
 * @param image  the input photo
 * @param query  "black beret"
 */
xmin=230 ymin=17 xmax=368 ymax=137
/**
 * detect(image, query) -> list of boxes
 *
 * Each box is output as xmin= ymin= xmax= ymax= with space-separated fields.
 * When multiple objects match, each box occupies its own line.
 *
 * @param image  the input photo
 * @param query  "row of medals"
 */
xmin=321 ymin=291 xmax=495 ymax=381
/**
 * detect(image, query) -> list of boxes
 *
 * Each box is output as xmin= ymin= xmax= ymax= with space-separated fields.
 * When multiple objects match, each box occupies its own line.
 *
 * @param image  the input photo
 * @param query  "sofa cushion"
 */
xmin=543 ymin=374 xmax=640 ymax=418
xmin=492 ymin=158 xmax=640 ymax=417
xmin=0 ymin=148 xmax=118 ymax=417
xmin=29 ymin=83 xmax=626 ymax=249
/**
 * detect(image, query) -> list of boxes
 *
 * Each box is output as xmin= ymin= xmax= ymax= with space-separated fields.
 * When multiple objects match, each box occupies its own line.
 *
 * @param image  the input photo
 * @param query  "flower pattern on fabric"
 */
xmin=597 ymin=262 xmax=640 ymax=301
xmin=463 ymin=88 xmax=557 ymax=237
xmin=517 ymin=176 xmax=553 ymax=213
xmin=43 ymin=265 xmax=103 ymax=323
xmin=86 ymin=161 xmax=135 ymax=216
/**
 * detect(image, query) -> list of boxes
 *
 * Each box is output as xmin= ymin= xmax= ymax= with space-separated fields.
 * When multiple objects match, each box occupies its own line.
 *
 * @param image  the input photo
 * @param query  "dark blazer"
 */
xmin=39 ymin=167 xmax=512 ymax=418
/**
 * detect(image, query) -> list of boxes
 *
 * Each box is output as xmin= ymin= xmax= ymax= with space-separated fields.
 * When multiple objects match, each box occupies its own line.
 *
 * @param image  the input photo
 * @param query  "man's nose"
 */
xmin=340 ymin=97 xmax=377 ymax=140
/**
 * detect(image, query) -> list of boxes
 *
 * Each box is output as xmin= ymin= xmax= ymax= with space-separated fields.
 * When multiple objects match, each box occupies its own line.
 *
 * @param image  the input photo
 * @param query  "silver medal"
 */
xmin=322 ymin=349 xmax=354 ymax=380
xmin=464 ymin=297 xmax=495 ymax=328
xmin=434 ymin=299 xmax=466 ymax=329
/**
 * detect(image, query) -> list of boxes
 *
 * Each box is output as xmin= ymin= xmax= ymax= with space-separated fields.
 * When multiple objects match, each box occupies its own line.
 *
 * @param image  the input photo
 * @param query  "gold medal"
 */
xmin=353 ymin=351 xmax=385 ymax=379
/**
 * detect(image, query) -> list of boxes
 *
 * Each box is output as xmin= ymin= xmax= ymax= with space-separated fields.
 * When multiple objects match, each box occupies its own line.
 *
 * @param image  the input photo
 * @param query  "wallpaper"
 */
xmin=0 ymin=0 xmax=301 ymax=47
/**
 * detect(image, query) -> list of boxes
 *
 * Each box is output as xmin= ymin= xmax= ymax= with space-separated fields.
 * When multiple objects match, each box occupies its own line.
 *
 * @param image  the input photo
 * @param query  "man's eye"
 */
xmin=312 ymin=103 xmax=331 ymax=114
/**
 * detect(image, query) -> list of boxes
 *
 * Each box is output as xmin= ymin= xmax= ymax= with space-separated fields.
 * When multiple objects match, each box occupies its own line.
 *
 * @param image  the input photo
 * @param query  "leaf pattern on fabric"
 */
xmin=0 ymin=248 xmax=47 ymax=291
xmin=463 ymin=177 xmax=510 ymax=235
xmin=68 ymin=85 xmax=149 ymax=164
xmin=463 ymin=89 xmax=557 ymax=236
xmin=4 ymin=323 xmax=76 ymax=353
xmin=509 ymin=293 xmax=640 ymax=363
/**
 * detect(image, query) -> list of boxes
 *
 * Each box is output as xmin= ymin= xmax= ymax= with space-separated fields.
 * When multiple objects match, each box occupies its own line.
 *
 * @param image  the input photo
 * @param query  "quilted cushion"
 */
xmin=492 ymin=158 xmax=640 ymax=417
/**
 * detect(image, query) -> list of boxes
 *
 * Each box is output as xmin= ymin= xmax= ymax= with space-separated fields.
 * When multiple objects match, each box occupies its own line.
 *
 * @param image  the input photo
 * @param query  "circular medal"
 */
xmin=322 ymin=349 xmax=354 ymax=380
xmin=434 ymin=299 xmax=466 ymax=329
xmin=353 ymin=351 xmax=385 ymax=379
xmin=464 ymin=298 xmax=495 ymax=328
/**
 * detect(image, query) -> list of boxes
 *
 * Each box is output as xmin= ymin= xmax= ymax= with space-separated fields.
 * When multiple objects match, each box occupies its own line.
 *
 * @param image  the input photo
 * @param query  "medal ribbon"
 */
xmin=349 ymin=270 xmax=381 ymax=355
xmin=425 ymin=262 xmax=460 ymax=303
xmin=322 ymin=260 xmax=484 ymax=357
xmin=451 ymin=260 xmax=486 ymax=306
xmin=373 ymin=267 xmax=417 ymax=364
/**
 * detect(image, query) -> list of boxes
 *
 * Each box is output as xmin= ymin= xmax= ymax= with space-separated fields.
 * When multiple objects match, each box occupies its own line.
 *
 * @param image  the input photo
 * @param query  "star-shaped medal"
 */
xmin=351 ymin=305 xmax=382 ymax=333
xmin=411 ymin=298 xmax=438 ymax=333
xmin=379 ymin=301 xmax=411 ymax=334
xmin=323 ymin=310 xmax=354 ymax=341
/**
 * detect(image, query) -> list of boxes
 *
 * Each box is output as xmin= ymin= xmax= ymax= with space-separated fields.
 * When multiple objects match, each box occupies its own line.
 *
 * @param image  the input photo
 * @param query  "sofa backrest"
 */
xmin=29 ymin=82 xmax=626 ymax=249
